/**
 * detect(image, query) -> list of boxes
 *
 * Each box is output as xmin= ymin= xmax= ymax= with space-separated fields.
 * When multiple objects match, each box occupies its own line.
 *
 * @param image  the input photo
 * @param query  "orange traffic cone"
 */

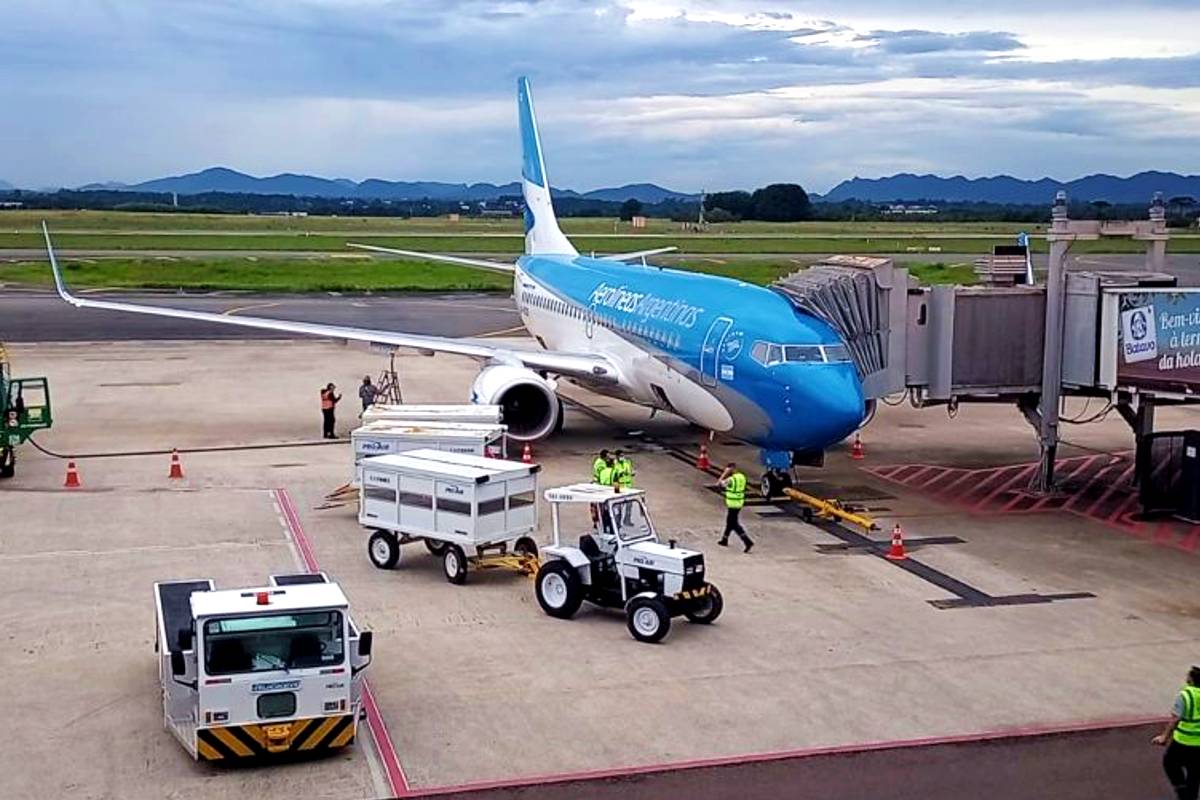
xmin=63 ymin=460 xmax=81 ymax=488
xmin=521 ymin=442 xmax=533 ymax=464
xmin=696 ymin=443 xmax=710 ymax=471
xmin=885 ymin=523 xmax=907 ymax=561
xmin=168 ymin=449 xmax=184 ymax=479
xmin=850 ymin=434 xmax=864 ymax=460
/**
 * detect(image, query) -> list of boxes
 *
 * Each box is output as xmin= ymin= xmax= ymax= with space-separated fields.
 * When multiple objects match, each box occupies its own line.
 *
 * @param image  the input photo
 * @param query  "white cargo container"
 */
xmin=361 ymin=403 xmax=503 ymax=427
xmin=359 ymin=449 xmax=540 ymax=584
xmin=350 ymin=422 xmax=507 ymax=470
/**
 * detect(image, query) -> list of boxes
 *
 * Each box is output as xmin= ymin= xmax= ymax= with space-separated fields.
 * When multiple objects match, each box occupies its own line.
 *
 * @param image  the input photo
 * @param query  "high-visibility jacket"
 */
xmin=614 ymin=457 xmax=634 ymax=488
xmin=597 ymin=465 xmax=615 ymax=486
xmin=1174 ymin=685 xmax=1200 ymax=746
xmin=724 ymin=471 xmax=747 ymax=509
xmin=592 ymin=457 xmax=607 ymax=483
xmin=320 ymin=390 xmax=335 ymax=410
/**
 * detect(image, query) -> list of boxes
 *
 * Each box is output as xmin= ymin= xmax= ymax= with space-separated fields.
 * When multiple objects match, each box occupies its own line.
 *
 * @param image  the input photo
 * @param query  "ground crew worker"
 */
xmin=592 ymin=449 xmax=611 ymax=483
xmin=359 ymin=375 xmax=378 ymax=415
xmin=717 ymin=461 xmax=753 ymax=553
xmin=596 ymin=457 xmax=616 ymax=487
xmin=613 ymin=449 xmax=634 ymax=490
xmin=1153 ymin=665 xmax=1200 ymax=800
xmin=320 ymin=382 xmax=341 ymax=439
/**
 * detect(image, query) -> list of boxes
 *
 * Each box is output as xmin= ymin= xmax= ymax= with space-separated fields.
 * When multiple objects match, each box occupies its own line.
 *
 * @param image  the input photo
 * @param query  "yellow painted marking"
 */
xmin=211 ymin=727 xmax=255 ymax=757
xmin=299 ymin=715 xmax=341 ymax=751
xmin=477 ymin=323 xmax=529 ymax=338
xmin=222 ymin=301 xmax=281 ymax=317
xmin=197 ymin=740 xmax=222 ymax=760
xmin=328 ymin=720 xmax=356 ymax=749
xmin=287 ymin=718 xmax=312 ymax=746
xmin=240 ymin=724 xmax=267 ymax=749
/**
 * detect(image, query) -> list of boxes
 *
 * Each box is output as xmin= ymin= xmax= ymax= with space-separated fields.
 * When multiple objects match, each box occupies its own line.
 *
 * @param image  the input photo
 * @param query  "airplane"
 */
xmin=42 ymin=76 xmax=866 ymax=497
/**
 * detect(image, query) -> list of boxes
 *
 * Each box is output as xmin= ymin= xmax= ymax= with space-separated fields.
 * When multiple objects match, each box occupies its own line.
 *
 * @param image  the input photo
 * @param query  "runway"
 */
xmin=0 ymin=291 xmax=521 ymax=341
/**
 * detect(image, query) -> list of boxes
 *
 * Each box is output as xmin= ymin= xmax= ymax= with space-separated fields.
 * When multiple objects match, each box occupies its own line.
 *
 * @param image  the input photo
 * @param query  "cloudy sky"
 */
xmin=2 ymin=0 xmax=1199 ymax=192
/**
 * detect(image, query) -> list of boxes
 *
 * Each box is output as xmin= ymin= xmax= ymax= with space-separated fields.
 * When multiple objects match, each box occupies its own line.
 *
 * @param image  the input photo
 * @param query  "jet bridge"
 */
xmin=771 ymin=193 xmax=1200 ymax=500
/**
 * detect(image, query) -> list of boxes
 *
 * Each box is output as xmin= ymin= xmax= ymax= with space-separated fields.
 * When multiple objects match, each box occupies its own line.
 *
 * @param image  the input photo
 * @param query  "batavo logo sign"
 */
xmin=1120 ymin=306 xmax=1158 ymax=363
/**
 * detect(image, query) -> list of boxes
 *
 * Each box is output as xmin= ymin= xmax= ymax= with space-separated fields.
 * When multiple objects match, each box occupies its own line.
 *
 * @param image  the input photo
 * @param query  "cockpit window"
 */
xmin=783 ymin=345 xmax=824 ymax=363
xmin=822 ymin=344 xmax=852 ymax=363
xmin=751 ymin=341 xmax=784 ymax=366
xmin=753 ymin=341 xmax=853 ymax=366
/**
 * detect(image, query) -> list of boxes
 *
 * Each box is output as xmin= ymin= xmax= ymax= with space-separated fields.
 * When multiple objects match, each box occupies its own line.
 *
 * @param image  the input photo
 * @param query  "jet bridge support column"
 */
xmin=1035 ymin=192 xmax=1072 ymax=493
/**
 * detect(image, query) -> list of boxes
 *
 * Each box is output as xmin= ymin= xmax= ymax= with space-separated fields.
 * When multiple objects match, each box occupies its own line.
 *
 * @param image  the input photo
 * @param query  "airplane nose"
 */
xmin=788 ymin=365 xmax=865 ymax=449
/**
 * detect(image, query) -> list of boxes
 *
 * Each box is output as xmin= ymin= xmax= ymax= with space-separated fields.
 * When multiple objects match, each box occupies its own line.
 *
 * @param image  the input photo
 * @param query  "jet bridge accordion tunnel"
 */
xmin=771 ymin=253 xmax=1200 ymax=512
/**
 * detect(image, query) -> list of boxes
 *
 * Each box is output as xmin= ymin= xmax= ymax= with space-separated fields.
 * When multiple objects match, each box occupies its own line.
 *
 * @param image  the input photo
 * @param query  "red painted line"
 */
xmin=1179 ymin=527 xmax=1200 ymax=552
xmin=1081 ymin=462 xmax=1135 ymax=518
xmin=928 ymin=468 xmax=980 ymax=502
xmin=272 ymin=488 xmax=410 ymax=798
xmin=973 ymin=464 xmax=1038 ymax=510
xmin=899 ymin=465 xmax=940 ymax=486
xmin=405 ymin=714 xmax=1166 ymax=798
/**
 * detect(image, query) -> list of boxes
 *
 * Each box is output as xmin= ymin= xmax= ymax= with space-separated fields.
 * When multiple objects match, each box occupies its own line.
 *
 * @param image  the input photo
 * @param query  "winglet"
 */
xmin=42 ymin=221 xmax=80 ymax=306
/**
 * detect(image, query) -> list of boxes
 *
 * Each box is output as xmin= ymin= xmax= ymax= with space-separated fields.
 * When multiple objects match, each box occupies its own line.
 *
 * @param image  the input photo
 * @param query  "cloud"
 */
xmin=0 ymin=0 xmax=1197 ymax=190
xmin=862 ymin=29 xmax=1025 ymax=55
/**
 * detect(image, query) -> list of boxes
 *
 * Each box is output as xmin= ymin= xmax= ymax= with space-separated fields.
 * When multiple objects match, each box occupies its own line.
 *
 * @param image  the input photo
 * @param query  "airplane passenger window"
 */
xmin=783 ymin=345 xmax=825 ymax=363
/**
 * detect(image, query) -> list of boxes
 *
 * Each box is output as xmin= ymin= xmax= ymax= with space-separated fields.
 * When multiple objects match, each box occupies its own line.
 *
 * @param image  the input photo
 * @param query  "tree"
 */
xmin=705 ymin=190 xmax=754 ymax=220
xmin=618 ymin=197 xmax=643 ymax=221
xmin=751 ymin=183 xmax=811 ymax=222
xmin=1089 ymin=199 xmax=1111 ymax=220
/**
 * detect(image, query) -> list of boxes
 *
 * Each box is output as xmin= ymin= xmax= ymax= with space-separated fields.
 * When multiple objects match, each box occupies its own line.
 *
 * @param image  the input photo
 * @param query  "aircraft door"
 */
xmin=699 ymin=316 xmax=733 ymax=387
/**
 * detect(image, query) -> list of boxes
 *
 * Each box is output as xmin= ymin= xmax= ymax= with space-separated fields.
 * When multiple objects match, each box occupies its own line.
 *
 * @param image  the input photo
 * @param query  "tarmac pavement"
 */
xmin=2 ymin=338 xmax=1197 ymax=799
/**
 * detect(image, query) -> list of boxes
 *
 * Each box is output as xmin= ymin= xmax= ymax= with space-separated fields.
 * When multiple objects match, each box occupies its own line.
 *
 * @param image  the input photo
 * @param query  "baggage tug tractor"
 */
xmin=154 ymin=573 xmax=373 ymax=761
xmin=535 ymin=484 xmax=723 ymax=643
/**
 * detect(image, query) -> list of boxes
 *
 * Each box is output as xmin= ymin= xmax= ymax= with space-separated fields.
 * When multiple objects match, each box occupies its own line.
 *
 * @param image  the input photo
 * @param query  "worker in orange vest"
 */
xmin=320 ymin=382 xmax=342 ymax=439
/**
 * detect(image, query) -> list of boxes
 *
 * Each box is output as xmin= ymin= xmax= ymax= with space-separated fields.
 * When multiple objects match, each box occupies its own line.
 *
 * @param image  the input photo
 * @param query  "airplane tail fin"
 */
xmin=518 ymin=77 xmax=576 ymax=257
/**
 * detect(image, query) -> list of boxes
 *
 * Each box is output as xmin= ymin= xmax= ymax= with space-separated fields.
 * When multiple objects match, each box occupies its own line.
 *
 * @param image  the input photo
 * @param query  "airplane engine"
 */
xmin=471 ymin=365 xmax=560 ymax=441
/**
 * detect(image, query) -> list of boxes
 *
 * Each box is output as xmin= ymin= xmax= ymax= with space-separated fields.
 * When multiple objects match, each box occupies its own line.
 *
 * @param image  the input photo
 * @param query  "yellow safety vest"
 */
xmin=615 ymin=458 xmax=633 ymax=487
xmin=597 ymin=465 xmax=615 ymax=486
xmin=1175 ymin=686 xmax=1200 ymax=746
xmin=724 ymin=472 xmax=746 ymax=509
xmin=592 ymin=457 xmax=607 ymax=483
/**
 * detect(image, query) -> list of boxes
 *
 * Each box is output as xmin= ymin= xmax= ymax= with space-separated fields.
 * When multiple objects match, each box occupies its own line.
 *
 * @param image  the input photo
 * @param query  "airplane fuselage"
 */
xmin=514 ymin=253 xmax=865 ymax=460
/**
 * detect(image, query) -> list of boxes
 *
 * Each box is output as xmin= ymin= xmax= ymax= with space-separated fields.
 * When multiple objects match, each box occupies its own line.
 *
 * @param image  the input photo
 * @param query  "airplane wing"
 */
xmin=42 ymin=223 xmax=617 ymax=383
xmin=600 ymin=246 xmax=678 ymax=262
xmin=345 ymin=243 xmax=515 ymax=274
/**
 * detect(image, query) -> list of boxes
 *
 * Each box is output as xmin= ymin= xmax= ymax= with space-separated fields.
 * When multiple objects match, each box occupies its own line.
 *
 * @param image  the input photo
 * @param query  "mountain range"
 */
xmin=821 ymin=171 xmax=1200 ymax=205
xmin=5 ymin=168 xmax=1199 ymax=205
xmin=71 ymin=167 xmax=698 ymax=204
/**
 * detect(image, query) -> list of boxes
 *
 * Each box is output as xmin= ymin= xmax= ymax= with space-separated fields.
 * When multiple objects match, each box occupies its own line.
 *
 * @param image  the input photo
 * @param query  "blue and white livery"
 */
xmin=42 ymin=77 xmax=865 ymax=486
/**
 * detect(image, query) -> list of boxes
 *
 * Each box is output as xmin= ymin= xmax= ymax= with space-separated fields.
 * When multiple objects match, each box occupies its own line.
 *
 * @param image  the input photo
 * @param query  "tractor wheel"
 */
xmin=424 ymin=539 xmax=448 ymax=557
xmin=443 ymin=544 xmax=468 ymax=585
xmin=0 ymin=447 xmax=13 ymax=479
xmin=684 ymin=584 xmax=724 ymax=625
xmin=513 ymin=536 xmax=538 ymax=559
xmin=535 ymin=560 xmax=583 ymax=619
xmin=368 ymin=530 xmax=401 ymax=570
xmin=625 ymin=596 xmax=671 ymax=644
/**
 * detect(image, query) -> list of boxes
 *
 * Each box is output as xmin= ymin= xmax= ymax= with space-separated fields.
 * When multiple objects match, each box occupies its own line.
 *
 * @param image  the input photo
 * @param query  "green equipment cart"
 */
xmin=1 ymin=344 xmax=53 ymax=478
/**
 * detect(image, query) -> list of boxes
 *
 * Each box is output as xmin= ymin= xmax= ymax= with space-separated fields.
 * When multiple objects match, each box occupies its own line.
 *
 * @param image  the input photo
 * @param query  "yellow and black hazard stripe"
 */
xmin=196 ymin=714 xmax=357 ymax=761
xmin=676 ymin=584 xmax=710 ymax=601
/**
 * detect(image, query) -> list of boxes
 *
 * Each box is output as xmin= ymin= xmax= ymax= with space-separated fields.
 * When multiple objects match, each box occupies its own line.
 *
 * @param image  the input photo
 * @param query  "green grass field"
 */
xmin=1 ymin=209 xmax=1188 ymax=293
xmin=5 ymin=209 xmax=1047 ymax=236
xmin=0 ymin=254 xmax=976 ymax=292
